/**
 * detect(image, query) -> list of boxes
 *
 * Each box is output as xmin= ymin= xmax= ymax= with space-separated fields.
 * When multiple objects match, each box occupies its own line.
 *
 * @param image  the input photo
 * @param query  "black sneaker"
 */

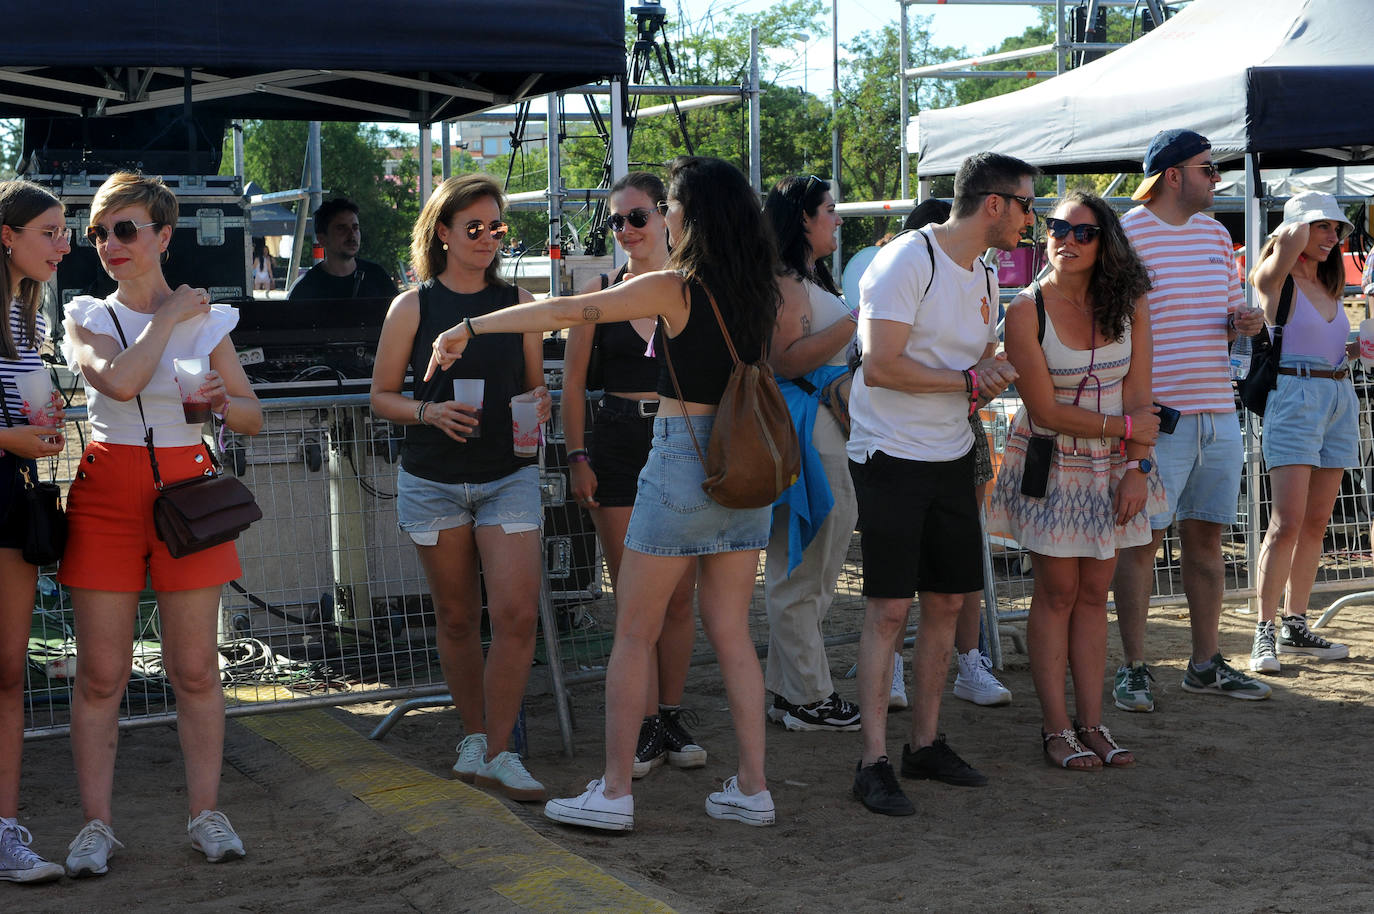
xmin=766 ymin=694 xmax=793 ymax=726
xmin=900 ymin=736 xmax=988 ymax=787
xmin=631 ymin=715 xmax=666 ymax=779
xmin=852 ymin=757 xmax=915 ymax=817
xmin=779 ymin=693 xmax=861 ymax=732
xmin=1278 ymin=615 xmax=1349 ymax=660
xmin=660 ymin=706 xmax=707 ymax=769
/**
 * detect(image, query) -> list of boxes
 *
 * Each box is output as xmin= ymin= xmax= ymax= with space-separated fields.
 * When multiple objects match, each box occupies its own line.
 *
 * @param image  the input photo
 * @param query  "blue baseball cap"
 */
xmin=1132 ymin=129 xmax=1211 ymax=201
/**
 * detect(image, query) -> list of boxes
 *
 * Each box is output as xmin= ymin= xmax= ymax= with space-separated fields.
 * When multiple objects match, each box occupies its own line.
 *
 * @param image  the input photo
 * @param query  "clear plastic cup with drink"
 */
xmin=452 ymin=378 xmax=485 ymax=438
xmin=1359 ymin=318 xmax=1374 ymax=372
xmin=13 ymin=369 xmax=58 ymax=426
xmin=172 ymin=357 xmax=213 ymax=424
xmin=511 ymin=393 xmax=541 ymax=458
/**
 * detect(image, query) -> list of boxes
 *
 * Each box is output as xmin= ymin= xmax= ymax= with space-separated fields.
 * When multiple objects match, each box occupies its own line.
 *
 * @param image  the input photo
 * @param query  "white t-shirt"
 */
xmin=848 ymin=227 xmax=998 ymax=463
xmin=805 ymin=279 xmax=856 ymax=369
xmin=62 ymin=295 xmax=239 ymax=447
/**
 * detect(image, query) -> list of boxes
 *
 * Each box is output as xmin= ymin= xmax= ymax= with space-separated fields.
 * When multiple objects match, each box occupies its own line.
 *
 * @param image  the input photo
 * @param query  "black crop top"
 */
xmin=655 ymin=279 xmax=761 ymax=405
xmin=402 ymin=279 xmax=535 ymax=484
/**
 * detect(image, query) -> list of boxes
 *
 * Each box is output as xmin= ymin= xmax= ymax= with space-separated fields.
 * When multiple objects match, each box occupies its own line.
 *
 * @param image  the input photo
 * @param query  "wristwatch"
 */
xmin=1122 ymin=458 xmax=1153 ymax=475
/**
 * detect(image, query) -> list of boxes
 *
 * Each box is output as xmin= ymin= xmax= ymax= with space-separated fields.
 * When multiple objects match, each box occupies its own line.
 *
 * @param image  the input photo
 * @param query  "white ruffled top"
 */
xmin=62 ymin=294 xmax=239 ymax=447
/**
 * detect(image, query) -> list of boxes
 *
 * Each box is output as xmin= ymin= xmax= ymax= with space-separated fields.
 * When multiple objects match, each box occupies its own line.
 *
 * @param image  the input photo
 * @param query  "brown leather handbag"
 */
xmin=662 ymin=283 xmax=800 ymax=509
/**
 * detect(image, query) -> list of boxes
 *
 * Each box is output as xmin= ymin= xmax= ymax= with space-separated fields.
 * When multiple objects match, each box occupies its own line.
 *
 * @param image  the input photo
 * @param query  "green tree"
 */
xmin=0 ymin=119 xmax=22 ymax=180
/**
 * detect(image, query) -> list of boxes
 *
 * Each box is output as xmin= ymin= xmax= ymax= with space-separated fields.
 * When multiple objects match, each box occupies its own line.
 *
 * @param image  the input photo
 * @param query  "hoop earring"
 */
xmin=442 ymin=242 xmax=449 ymax=251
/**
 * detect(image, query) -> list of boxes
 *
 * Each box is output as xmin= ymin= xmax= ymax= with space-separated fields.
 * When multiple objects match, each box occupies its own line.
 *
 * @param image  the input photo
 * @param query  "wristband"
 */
xmin=568 ymin=452 xmax=590 ymax=465
xmin=464 ymin=316 xmax=478 ymax=337
xmin=1123 ymin=414 xmax=1133 ymax=443
xmin=962 ymin=369 xmax=973 ymax=394
xmin=1100 ymin=414 xmax=1108 ymax=440
xmin=566 ymin=448 xmax=588 ymax=459
xmin=416 ymin=400 xmax=430 ymax=424
xmin=968 ymin=368 xmax=979 ymax=399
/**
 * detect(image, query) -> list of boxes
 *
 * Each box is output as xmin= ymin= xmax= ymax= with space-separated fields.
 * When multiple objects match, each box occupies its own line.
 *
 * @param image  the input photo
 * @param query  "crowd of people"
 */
xmin=0 ymin=125 xmax=1365 ymax=879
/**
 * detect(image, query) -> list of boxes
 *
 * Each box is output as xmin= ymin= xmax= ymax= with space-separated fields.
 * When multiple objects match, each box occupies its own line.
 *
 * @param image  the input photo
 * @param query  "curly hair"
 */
xmin=763 ymin=174 xmax=839 ymax=295
xmin=664 ymin=157 xmax=780 ymax=356
xmin=1052 ymin=191 xmax=1150 ymax=342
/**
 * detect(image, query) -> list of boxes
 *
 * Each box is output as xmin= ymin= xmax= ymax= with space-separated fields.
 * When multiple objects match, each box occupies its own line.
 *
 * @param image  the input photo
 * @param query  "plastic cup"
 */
xmin=452 ymin=378 xmax=485 ymax=438
xmin=172 ymin=357 xmax=212 ymax=425
xmin=511 ymin=393 xmax=541 ymax=458
xmin=13 ymin=369 xmax=57 ymax=426
xmin=1359 ymin=319 xmax=1374 ymax=372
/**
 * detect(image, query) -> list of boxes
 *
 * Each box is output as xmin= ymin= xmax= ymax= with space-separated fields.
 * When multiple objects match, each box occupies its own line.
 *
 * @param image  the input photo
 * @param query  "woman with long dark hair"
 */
xmin=991 ymin=191 xmax=1162 ymax=769
xmin=0 ymin=180 xmax=70 ymax=884
xmin=1247 ymin=192 xmax=1358 ymax=672
xmin=429 ymin=157 xmax=781 ymax=831
xmin=371 ymin=173 xmax=552 ymax=803
xmin=759 ymin=174 xmax=861 ymax=732
xmin=562 ymin=172 xmax=703 ymax=776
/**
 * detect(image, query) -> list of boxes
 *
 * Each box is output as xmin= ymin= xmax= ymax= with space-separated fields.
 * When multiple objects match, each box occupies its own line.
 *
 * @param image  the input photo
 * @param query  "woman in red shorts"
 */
xmin=59 ymin=172 xmax=262 ymax=875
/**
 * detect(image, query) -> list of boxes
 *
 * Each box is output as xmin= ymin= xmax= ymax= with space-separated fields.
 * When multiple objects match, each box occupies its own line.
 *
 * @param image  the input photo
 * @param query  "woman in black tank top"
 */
xmin=430 ymin=157 xmax=784 ymax=833
xmin=563 ymin=173 xmax=703 ymax=775
xmin=370 ymin=174 xmax=552 ymax=802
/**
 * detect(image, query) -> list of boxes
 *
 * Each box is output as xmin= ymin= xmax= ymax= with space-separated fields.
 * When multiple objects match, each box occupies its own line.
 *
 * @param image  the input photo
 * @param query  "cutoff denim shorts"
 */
xmin=623 ymin=414 xmax=771 ymax=557
xmin=1149 ymin=409 xmax=1242 ymax=529
xmin=1261 ymin=354 xmax=1359 ymax=470
xmin=396 ymin=464 xmax=541 ymax=545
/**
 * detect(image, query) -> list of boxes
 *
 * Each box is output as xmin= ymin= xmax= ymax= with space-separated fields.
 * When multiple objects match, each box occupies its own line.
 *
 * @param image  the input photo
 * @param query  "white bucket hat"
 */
xmin=1276 ymin=191 xmax=1354 ymax=241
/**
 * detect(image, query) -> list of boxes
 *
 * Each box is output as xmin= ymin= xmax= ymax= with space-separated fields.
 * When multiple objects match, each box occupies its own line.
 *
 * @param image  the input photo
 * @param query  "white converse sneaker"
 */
xmin=888 ymin=651 xmax=909 ymax=711
xmin=952 ymin=649 xmax=1012 ymax=706
xmin=705 ymin=776 xmax=775 ymax=827
xmin=544 ymin=779 xmax=634 ymax=831
xmin=65 ymin=818 xmax=124 ymax=877
xmin=0 ymin=817 xmax=63 ymax=883
xmin=475 ymin=750 xmax=547 ymax=802
xmin=188 ymin=810 xmax=246 ymax=863
xmin=452 ymin=732 xmax=487 ymax=782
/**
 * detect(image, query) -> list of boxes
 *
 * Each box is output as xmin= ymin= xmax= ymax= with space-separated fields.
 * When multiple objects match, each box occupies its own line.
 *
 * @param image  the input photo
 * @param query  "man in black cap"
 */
xmin=1109 ymin=129 xmax=1270 ymax=710
xmin=288 ymin=197 xmax=399 ymax=301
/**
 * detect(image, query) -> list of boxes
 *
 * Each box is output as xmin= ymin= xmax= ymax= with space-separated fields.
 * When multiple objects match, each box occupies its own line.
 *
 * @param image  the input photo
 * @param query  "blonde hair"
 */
xmin=0 ymin=180 xmax=64 ymax=360
xmin=410 ymin=174 xmax=507 ymax=285
xmin=89 ymin=171 xmax=178 ymax=233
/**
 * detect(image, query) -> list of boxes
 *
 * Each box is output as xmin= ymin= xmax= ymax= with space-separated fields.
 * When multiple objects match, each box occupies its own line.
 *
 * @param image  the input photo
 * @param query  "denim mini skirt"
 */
xmin=623 ymin=414 xmax=771 ymax=557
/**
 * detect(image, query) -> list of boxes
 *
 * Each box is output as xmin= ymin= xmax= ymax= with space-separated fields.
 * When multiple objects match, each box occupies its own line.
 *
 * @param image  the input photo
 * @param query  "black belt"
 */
xmin=598 ymin=394 xmax=660 ymax=418
xmin=1277 ymin=366 xmax=1348 ymax=380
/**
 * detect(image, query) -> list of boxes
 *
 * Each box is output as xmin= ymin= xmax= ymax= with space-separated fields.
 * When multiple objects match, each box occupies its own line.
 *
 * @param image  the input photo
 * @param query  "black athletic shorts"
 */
xmin=848 ymin=448 xmax=982 ymax=598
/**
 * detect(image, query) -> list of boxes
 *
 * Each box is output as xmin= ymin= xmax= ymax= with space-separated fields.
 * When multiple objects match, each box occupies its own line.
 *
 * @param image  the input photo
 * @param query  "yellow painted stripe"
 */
xmin=238 ymin=709 xmax=673 ymax=913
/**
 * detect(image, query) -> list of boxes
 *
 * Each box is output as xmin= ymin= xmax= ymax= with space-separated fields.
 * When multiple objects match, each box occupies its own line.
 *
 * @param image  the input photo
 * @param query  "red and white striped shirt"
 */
xmin=1122 ymin=206 xmax=1244 ymax=414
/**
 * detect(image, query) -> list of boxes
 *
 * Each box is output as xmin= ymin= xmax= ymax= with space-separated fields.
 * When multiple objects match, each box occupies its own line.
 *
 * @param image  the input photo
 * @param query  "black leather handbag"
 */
xmin=1237 ymin=276 xmax=1294 ymax=417
xmin=0 ymin=386 xmax=67 ymax=566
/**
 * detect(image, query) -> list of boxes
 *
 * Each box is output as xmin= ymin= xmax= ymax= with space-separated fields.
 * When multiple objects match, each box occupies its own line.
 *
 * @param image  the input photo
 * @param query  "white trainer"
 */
xmin=188 ymin=809 xmax=246 ymax=863
xmin=65 ymin=818 xmax=124 ymax=877
xmin=544 ymin=779 xmax=634 ymax=831
xmin=474 ymin=750 xmax=547 ymax=802
xmin=952 ymin=649 xmax=1012 ymax=706
xmin=888 ymin=651 xmax=909 ymax=711
xmin=452 ymin=732 xmax=487 ymax=782
xmin=705 ymin=776 xmax=776 ymax=827
xmin=0 ymin=817 xmax=63 ymax=883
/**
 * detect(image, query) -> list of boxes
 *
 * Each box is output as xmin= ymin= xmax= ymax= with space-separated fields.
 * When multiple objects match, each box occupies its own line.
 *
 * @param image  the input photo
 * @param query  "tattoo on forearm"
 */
xmin=800 ymin=314 xmax=812 ymax=336
xmin=582 ymin=306 xmax=602 ymax=322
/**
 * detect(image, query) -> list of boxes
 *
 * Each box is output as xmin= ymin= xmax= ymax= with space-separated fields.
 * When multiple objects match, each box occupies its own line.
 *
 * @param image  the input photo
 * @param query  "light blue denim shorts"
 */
xmin=396 ymin=464 xmax=541 ymax=545
xmin=1261 ymin=354 xmax=1359 ymax=470
xmin=624 ymin=414 xmax=771 ymax=557
xmin=1149 ymin=409 xmax=1242 ymax=529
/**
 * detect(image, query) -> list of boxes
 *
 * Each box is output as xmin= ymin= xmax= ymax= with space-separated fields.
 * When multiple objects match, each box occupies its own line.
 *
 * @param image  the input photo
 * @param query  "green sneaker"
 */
xmin=1113 ymin=661 xmax=1155 ymax=712
xmin=1180 ymin=653 xmax=1272 ymax=701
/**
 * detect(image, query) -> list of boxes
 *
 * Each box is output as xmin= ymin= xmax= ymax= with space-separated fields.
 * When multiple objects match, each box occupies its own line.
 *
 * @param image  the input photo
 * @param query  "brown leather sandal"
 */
xmin=1074 ymin=721 xmax=1135 ymax=768
xmin=1041 ymin=728 xmax=1100 ymax=770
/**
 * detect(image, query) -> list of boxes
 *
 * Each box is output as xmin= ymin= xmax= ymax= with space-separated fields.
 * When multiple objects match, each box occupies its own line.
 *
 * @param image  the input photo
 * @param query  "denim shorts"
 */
xmin=396 ymin=464 xmax=541 ymax=545
xmin=623 ymin=414 xmax=771 ymax=557
xmin=1261 ymin=354 xmax=1359 ymax=470
xmin=1149 ymin=410 xmax=1242 ymax=529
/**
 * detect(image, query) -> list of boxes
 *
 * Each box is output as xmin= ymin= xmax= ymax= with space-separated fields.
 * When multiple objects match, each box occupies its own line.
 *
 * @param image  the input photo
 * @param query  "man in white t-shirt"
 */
xmin=1109 ymin=128 xmax=1271 ymax=712
xmin=847 ymin=152 xmax=1033 ymax=816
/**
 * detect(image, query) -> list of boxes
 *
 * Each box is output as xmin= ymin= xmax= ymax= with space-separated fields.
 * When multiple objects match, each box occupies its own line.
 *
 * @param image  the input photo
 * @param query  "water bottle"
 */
xmin=1229 ymin=318 xmax=1253 ymax=380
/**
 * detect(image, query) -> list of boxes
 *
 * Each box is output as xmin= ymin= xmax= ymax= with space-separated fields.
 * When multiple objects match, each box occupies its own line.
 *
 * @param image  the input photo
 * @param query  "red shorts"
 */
xmin=58 ymin=441 xmax=242 ymax=593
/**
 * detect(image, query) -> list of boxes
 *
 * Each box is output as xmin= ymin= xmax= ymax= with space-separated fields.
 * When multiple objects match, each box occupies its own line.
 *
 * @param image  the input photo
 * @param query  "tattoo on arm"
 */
xmin=800 ymin=314 xmax=811 ymax=336
xmin=582 ymin=306 xmax=602 ymax=322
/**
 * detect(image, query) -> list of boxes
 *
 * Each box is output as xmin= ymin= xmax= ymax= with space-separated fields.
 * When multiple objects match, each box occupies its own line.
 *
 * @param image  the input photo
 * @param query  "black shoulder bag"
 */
xmin=1237 ymin=276 xmax=1295 ymax=417
xmin=0 ymin=387 xmax=66 ymax=566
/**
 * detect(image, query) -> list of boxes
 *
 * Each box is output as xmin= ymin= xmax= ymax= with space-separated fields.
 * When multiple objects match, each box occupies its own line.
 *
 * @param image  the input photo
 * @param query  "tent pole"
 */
xmin=546 ymin=92 xmax=563 ymax=298
xmin=419 ymin=124 xmax=433 ymax=206
xmin=831 ymin=0 xmax=841 ymax=281
xmin=1242 ymin=152 xmax=1263 ymax=616
xmin=749 ymin=27 xmax=762 ymax=194
xmin=308 ymin=121 xmax=323 ymax=228
xmin=900 ymin=2 xmax=911 ymax=200
xmin=441 ymin=121 xmax=452 ymax=181
xmin=610 ymin=77 xmax=629 ymax=271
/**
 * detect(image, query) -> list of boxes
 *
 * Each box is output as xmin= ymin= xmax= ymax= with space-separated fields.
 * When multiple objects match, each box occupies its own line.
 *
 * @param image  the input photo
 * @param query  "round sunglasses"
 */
xmin=607 ymin=208 xmax=655 ymax=233
xmin=463 ymin=220 xmax=509 ymax=241
xmin=85 ymin=220 xmax=161 ymax=245
xmin=1043 ymin=217 xmax=1102 ymax=243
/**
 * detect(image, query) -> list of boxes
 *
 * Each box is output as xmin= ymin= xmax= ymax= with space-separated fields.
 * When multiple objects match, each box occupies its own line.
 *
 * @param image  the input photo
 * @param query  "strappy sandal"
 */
xmin=1041 ymin=728 xmax=1100 ymax=770
xmin=1074 ymin=721 xmax=1135 ymax=768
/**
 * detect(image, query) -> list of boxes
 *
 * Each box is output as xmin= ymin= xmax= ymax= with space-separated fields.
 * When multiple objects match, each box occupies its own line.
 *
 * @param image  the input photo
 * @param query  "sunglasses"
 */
xmin=85 ymin=220 xmax=161 ymax=245
xmin=1174 ymin=162 xmax=1220 ymax=178
xmin=1044 ymin=217 xmax=1102 ymax=243
xmin=463 ymin=220 xmax=509 ymax=241
xmin=11 ymin=225 xmax=71 ymax=243
xmin=788 ymin=174 xmax=825 ymax=199
xmin=979 ymin=191 xmax=1034 ymax=215
xmin=654 ymin=200 xmax=671 ymax=217
xmin=607 ymin=208 xmax=655 ymax=233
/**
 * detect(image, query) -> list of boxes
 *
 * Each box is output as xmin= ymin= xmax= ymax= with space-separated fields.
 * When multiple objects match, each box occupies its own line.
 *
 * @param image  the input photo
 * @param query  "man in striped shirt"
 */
xmin=1110 ymin=129 xmax=1272 ymax=709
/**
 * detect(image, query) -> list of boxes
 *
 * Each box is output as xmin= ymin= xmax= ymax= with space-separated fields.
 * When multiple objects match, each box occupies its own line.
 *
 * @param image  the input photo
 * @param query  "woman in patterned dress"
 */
xmin=991 ymin=191 xmax=1162 ymax=769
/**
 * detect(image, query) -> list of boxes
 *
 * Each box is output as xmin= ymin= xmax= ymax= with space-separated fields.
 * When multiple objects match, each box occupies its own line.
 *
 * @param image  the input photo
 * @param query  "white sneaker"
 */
xmin=0 ymin=817 xmax=63 ymax=883
xmin=475 ymin=750 xmax=547 ymax=802
xmin=188 ymin=810 xmax=246 ymax=863
xmin=705 ymin=776 xmax=776 ymax=827
xmin=452 ymin=732 xmax=487 ymax=782
xmin=888 ymin=652 xmax=908 ymax=711
xmin=65 ymin=818 xmax=124 ymax=877
xmin=952 ymin=649 xmax=1012 ymax=706
xmin=544 ymin=779 xmax=634 ymax=831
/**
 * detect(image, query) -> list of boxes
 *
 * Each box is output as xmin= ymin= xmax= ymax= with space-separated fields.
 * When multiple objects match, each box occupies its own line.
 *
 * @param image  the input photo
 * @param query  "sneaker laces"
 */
xmin=188 ymin=810 xmax=237 ymax=844
xmin=1125 ymin=663 xmax=1155 ymax=692
xmin=662 ymin=707 xmax=700 ymax=743
xmin=1254 ymin=623 xmax=1277 ymax=653
xmin=869 ymin=758 xmax=902 ymax=793
xmin=930 ymin=737 xmax=976 ymax=774
xmin=1286 ymin=616 xmax=1334 ymax=648
xmin=0 ymin=821 xmax=45 ymax=867
xmin=1212 ymin=655 xmax=1256 ymax=683
xmin=68 ymin=820 xmax=123 ymax=856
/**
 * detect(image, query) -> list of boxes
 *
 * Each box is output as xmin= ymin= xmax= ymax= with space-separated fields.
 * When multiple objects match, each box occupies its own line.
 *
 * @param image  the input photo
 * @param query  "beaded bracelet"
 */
xmin=416 ymin=400 xmax=430 ymax=424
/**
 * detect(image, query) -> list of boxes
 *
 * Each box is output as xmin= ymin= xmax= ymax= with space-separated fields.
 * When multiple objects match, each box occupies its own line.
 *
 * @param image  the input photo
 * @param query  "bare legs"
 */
xmin=0 ymin=550 xmax=39 ymax=818
xmin=1257 ymin=465 xmax=1344 ymax=622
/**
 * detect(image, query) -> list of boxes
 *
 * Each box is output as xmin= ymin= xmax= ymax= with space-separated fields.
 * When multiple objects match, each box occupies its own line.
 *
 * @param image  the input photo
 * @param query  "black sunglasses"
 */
xmin=788 ymin=174 xmax=826 ymax=199
xmin=607 ymin=208 xmax=655 ymax=233
xmin=85 ymin=220 xmax=161 ymax=245
xmin=1044 ymin=217 xmax=1102 ymax=243
xmin=977 ymin=190 xmax=1035 ymax=215
xmin=654 ymin=200 xmax=670 ymax=217
xmin=1174 ymin=162 xmax=1220 ymax=179
xmin=463 ymin=220 xmax=509 ymax=241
